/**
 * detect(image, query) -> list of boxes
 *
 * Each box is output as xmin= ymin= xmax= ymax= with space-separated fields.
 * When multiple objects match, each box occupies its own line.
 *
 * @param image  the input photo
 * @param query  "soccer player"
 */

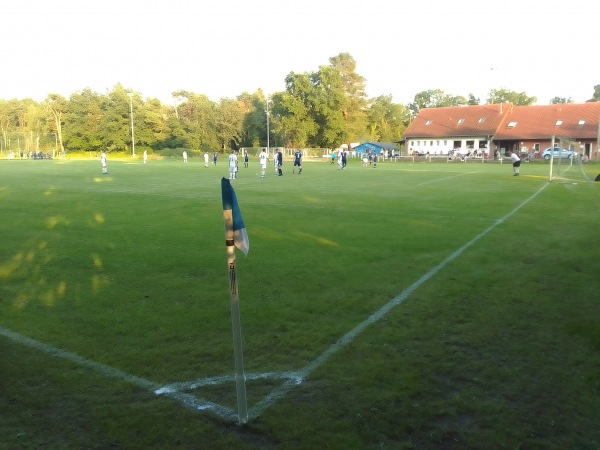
xmin=259 ymin=148 xmax=268 ymax=177
xmin=101 ymin=150 xmax=108 ymax=174
xmin=228 ymin=150 xmax=238 ymax=179
xmin=508 ymin=150 xmax=521 ymax=176
xmin=293 ymin=150 xmax=302 ymax=174
xmin=244 ymin=151 xmax=249 ymax=168
xmin=277 ymin=150 xmax=283 ymax=176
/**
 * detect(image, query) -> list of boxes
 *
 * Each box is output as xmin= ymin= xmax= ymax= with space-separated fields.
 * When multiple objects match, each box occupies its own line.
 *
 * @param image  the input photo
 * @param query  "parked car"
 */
xmin=541 ymin=147 xmax=575 ymax=160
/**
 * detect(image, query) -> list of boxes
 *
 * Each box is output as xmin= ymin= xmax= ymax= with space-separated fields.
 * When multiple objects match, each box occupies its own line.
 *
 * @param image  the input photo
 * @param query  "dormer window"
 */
xmin=457 ymin=119 xmax=465 ymax=124
xmin=507 ymin=121 xmax=517 ymax=128
xmin=555 ymin=120 xmax=563 ymax=126
xmin=478 ymin=118 xmax=486 ymax=123
xmin=578 ymin=119 xmax=585 ymax=125
xmin=425 ymin=120 xmax=432 ymax=125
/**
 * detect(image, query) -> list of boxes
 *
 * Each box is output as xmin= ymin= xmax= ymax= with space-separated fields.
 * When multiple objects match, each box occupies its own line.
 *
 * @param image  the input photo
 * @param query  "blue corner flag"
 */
xmin=221 ymin=178 xmax=249 ymax=255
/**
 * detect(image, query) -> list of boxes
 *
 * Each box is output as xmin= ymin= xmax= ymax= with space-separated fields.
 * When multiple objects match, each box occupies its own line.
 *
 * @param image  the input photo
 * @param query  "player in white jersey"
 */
xmin=508 ymin=150 xmax=521 ymax=176
xmin=259 ymin=148 xmax=268 ymax=177
xmin=101 ymin=151 xmax=108 ymax=174
xmin=228 ymin=150 xmax=238 ymax=179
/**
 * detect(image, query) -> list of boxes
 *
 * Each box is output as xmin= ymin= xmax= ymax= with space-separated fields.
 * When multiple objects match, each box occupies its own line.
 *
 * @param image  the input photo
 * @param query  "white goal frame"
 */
xmin=548 ymin=136 xmax=592 ymax=183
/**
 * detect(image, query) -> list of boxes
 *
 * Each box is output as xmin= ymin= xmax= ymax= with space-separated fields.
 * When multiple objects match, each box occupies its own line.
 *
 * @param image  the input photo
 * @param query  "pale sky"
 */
xmin=2 ymin=0 xmax=596 ymax=106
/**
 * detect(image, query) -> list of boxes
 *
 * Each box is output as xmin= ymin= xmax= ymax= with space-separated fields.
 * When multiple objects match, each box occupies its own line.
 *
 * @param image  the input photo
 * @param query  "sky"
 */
xmin=2 ymin=0 xmax=597 ymax=106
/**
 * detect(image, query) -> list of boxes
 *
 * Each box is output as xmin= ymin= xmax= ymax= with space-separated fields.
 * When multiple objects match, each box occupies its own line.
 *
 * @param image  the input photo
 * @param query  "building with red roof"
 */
xmin=403 ymin=103 xmax=600 ymax=159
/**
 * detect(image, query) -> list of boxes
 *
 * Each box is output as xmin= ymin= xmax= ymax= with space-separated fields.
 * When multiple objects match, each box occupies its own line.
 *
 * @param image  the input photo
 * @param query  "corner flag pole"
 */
xmin=221 ymin=178 xmax=249 ymax=425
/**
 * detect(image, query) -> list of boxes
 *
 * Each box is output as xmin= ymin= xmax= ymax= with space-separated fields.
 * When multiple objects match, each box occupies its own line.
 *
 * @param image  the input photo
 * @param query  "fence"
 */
xmin=1 ymin=132 xmax=59 ymax=158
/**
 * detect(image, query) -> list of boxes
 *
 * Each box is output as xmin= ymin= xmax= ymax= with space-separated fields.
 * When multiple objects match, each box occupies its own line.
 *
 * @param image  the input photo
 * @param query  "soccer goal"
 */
xmin=548 ymin=136 xmax=594 ymax=183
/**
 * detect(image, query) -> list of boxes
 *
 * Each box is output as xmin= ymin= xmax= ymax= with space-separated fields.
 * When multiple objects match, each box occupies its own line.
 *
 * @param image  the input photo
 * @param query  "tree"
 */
xmin=101 ymin=85 xmax=140 ymax=152
xmin=329 ymin=53 xmax=368 ymax=144
xmin=0 ymin=99 xmax=21 ymax=152
xmin=310 ymin=65 xmax=347 ymax=148
xmin=468 ymin=94 xmax=480 ymax=105
xmin=3 ymin=98 xmax=49 ymax=155
xmin=216 ymin=98 xmax=244 ymax=151
xmin=172 ymin=90 xmax=218 ymax=150
xmin=550 ymin=97 xmax=574 ymax=104
xmin=64 ymin=88 xmax=105 ymax=151
xmin=271 ymin=53 xmax=370 ymax=149
xmin=487 ymin=88 xmax=536 ymax=105
xmin=586 ymin=85 xmax=600 ymax=102
xmin=45 ymin=94 xmax=68 ymax=154
xmin=136 ymin=97 xmax=170 ymax=150
xmin=409 ymin=89 xmax=463 ymax=116
xmin=366 ymin=95 xmax=409 ymax=142
xmin=270 ymin=73 xmax=317 ymax=148
xmin=238 ymin=90 xmax=267 ymax=148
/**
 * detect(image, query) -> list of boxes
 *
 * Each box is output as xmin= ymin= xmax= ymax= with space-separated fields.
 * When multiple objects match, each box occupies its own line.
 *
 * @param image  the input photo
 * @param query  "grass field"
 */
xmin=1 ymin=156 xmax=599 ymax=449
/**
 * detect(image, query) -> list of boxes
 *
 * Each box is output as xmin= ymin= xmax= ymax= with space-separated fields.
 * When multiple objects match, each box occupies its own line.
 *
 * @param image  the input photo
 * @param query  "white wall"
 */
xmin=407 ymin=137 xmax=490 ymax=155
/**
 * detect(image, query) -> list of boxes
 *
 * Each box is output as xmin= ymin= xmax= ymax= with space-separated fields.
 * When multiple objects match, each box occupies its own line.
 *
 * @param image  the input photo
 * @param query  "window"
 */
xmin=457 ymin=118 xmax=465 ymax=124
xmin=507 ymin=121 xmax=517 ymax=128
xmin=478 ymin=117 xmax=486 ymax=123
xmin=555 ymin=120 xmax=563 ymax=126
xmin=578 ymin=119 xmax=585 ymax=125
xmin=430 ymin=141 xmax=433 ymax=146
xmin=425 ymin=120 xmax=432 ymax=125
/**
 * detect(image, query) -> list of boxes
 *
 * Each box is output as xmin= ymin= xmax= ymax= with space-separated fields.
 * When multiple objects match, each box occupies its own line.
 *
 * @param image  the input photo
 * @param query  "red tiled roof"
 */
xmin=495 ymin=103 xmax=600 ymax=139
xmin=403 ymin=104 xmax=509 ymax=138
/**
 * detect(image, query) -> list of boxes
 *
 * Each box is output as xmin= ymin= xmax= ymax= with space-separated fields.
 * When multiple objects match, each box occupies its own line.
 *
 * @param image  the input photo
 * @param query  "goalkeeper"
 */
xmin=508 ymin=151 xmax=521 ymax=176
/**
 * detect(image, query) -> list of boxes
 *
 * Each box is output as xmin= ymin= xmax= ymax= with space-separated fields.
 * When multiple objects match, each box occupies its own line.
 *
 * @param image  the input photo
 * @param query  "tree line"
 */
xmin=1 ymin=52 xmax=599 ymax=157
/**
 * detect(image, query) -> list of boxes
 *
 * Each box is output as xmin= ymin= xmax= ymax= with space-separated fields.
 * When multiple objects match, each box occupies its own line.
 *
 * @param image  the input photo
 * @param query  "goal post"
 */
xmin=548 ymin=136 xmax=593 ymax=183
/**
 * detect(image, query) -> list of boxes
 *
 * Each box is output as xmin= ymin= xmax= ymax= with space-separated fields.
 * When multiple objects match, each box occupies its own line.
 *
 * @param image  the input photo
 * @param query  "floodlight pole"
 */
xmin=127 ymin=93 xmax=136 ymax=157
xmin=266 ymin=93 xmax=270 ymax=156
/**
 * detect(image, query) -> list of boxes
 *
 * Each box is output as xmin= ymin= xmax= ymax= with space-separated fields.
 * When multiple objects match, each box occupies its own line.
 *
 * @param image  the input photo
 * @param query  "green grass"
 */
xmin=1 ymin=157 xmax=599 ymax=448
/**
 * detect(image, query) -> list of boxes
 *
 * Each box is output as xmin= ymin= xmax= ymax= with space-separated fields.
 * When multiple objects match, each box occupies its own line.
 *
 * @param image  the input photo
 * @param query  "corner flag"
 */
xmin=220 ymin=177 xmax=249 ymax=425
xmin=221 ymin=178 xmax=249 ymax=255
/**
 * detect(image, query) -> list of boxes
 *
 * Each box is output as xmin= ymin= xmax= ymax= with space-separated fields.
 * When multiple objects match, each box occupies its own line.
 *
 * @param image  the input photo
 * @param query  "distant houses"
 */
xmin=402 ymin=103 xmax=600 ymax=159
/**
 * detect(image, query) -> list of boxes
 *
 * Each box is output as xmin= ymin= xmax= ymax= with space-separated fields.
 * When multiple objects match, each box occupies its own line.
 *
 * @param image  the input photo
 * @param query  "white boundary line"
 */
xmin=246 ymin=181 xmax=549 ymax=419
xmin=0 ymin=326 xmax=238 ymax=422
xmin=0 ymin=183 xmax=549 ymax=423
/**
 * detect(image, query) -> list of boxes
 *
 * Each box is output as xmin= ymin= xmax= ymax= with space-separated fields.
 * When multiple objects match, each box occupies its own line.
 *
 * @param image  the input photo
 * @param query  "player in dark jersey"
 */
xmin=293 ymin=150 xmax=302 ymax=174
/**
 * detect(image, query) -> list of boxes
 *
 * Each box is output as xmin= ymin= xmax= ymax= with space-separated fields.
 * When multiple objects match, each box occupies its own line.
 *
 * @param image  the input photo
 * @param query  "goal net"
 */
xmin=548 ymin=136 xmax=594 ymax=183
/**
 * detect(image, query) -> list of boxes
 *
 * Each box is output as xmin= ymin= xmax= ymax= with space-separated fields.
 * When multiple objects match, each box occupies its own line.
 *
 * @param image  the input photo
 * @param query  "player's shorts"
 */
xmin=294 ymin=160 xmax=301 ymax=166
xmin=513 ymin=160 xmax=521 ymax=167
